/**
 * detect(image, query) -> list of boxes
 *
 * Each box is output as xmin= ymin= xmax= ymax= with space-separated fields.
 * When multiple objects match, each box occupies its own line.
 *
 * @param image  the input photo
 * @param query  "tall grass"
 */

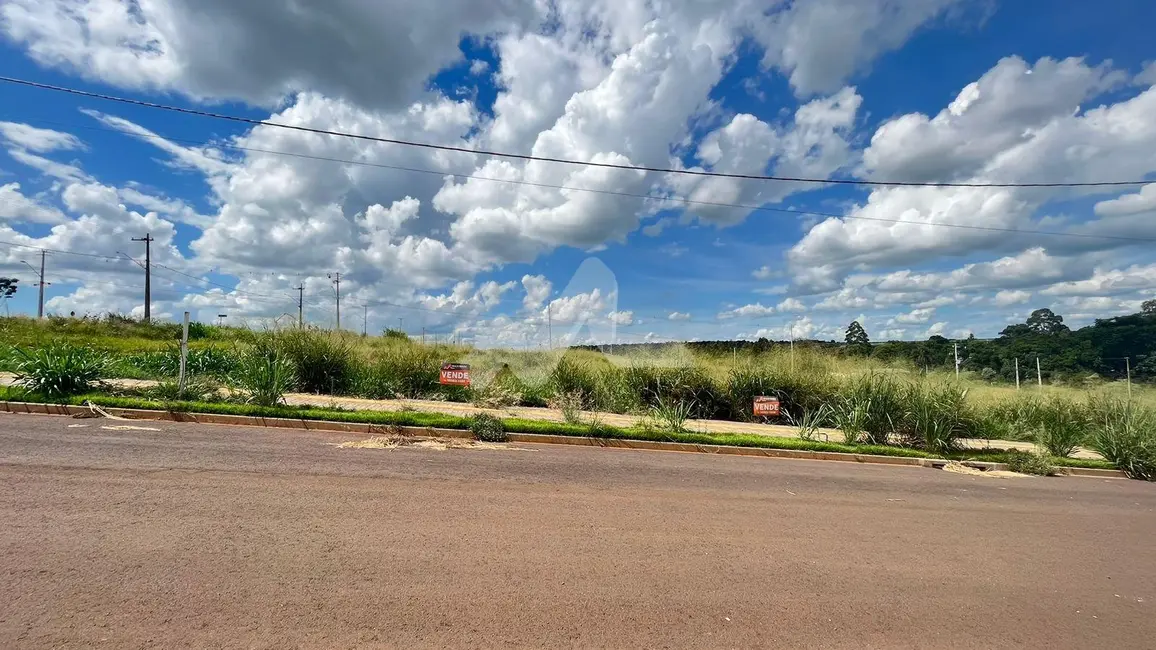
xmin=230 ymin=337 xmax=296 ymax=407
xmin=276 ymin=329 xmax=357 ymax=395
xmin=9 ymin=342 xmax=109 ymax=396
xmin=897 ymin=383 xmax=969 ymax=453
xmin=1088 ymin=399 xmax=1156 ymax=481
xmin=1033 ymin=397 xmax=1088 ymax=458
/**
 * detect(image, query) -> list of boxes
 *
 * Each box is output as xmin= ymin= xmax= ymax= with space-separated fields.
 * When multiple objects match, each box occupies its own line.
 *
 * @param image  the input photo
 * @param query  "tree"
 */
xmin=0 ymin=278 xmax=16 ymax=316
xmin=1025 ymin=308 xmax=1069 ymax=335
xmin=845 ymin=320 xmax=870 ymax=352
xmin=0 ymin=277 xmax=17 ymax=299
xmin=1143 ymin=299 xmax=1156 ymax=316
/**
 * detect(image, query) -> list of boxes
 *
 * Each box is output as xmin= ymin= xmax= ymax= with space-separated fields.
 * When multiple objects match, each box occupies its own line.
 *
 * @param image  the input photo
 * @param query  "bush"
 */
xmin=470 ymin=412 xmax=507 ymax=442
xmin=897 ymin=383 xmax=969 ymax=454
xmin=354 ymin=340 xmax=443 ymax=399
xmin=142 ymin=376 xmax=223 ymax=403
xmin=10 ymin=342 xmax=108 ymax=396
xmin=788 ymin=403 xmax=834 ymax=442
xmin=230 ymin=340 xmax=296 ymax=406
xmin=1088 ymin=401 xmax=1156 ymax=481
xmin=726 ymin=363 xmax=839 ymax=424
xmin=1004 ymin=449 xmax=1056 ymax=476
xmin=840 ymin=374 xmax=903 ymax=445
xmin=471 ymin=364 xmax=526 ymax=409
xmin=552 ymin=390 xmax=585 ymax=424
xmin=1034 ymin=397 xmax=1088 ymax=458
xmin=547 ymin=356 xmax=601 ymax=407
xmin=276 ymin=329 xmax=358 ymax=395
xmin=126 ymin=344 xmax=238 ymax=379
xmin=650 ymin=395 xmax=695 ymax=433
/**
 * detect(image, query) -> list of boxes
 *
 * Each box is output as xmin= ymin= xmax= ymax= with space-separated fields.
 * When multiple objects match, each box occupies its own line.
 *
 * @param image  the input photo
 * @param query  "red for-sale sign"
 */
xmin=753 ymin=396 xmax=781 ymax=417
xmin=439 ymin=363 xmax=471 ymax=387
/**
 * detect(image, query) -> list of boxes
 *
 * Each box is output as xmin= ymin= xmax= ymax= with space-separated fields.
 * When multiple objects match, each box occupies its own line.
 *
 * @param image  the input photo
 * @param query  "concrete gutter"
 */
xmin=0 ymin=400 xmax=1128 ymax=479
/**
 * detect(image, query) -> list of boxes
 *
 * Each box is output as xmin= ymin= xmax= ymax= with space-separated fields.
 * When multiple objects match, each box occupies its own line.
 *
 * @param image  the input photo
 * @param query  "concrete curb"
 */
xmin=0 ymin=400 xmax=1129 ymax=478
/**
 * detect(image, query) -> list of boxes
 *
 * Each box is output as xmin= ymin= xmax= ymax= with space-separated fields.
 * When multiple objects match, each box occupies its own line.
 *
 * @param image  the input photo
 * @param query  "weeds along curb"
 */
xmin=1 ymin=400 xmax=1128 ymax=478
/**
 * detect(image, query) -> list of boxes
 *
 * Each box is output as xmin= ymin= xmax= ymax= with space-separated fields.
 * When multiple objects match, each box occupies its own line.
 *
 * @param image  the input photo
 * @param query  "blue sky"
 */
xmin=1 ymin=0 xmax=1154 ymax=347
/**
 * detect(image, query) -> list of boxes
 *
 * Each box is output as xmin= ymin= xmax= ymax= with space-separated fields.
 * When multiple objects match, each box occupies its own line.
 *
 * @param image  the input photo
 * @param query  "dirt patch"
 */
xmin=941 ymin=461 xmax=1029 ymax=479
xmin=333 ymin=435 xmax=518 ymax=451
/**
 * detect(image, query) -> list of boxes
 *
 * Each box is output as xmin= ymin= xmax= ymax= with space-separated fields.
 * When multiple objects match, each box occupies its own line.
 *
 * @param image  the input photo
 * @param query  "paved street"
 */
xmin=1 ymin=412 xmax=1153 ymax=648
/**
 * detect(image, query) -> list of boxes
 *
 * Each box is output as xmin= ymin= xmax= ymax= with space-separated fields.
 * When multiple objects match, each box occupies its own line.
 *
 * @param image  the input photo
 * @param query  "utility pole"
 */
xmin=131 ymin=233 xmax=153 ymax=322
xmin=421 ymin=326 xmax=426 ymax=345
xmin=1036 ymin=357 xmax=1043 ymax=387
xmin=294 ymin=284 xmax=305 ymax=329
xmin=954 ymin=342 xmax=960 ymax=379
xmin=1125 ymin=357 xmax=1132 ymax=402
xmin=328 ymin=273 xmax=341 ymax=330
xmin=398 ymin=317 xmax=404 ymax=333
xmin=20 ymin=251 xmax=49 ymax=319
xmin=1015 ymin=358 xmax=1020 ymax=390
xmin=363 ymin=304 xmax=368 ymax=337
xmin=37 ymin=249 xmax=46 ymax=319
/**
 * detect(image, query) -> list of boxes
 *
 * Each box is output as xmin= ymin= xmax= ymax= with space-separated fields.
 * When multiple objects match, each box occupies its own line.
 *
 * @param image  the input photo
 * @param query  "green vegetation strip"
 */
xmin=0 ymin=386 xmax=1114 ymax=470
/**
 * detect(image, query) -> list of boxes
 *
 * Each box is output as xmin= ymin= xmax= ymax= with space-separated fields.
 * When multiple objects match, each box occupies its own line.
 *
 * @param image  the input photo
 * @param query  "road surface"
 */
xmin=1 ymin=412 xmax=1153 ymax=648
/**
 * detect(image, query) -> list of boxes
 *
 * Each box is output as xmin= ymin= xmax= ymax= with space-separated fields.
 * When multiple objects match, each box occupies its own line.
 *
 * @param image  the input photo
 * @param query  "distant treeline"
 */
xmin=576 ymin=305 xmax=1156 ymax=383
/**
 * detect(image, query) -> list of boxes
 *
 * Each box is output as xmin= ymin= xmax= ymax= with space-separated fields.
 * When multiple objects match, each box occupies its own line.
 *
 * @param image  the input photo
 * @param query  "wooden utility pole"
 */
xmin=1036 ymin=357 xmax=1043 ymax=387
xmin=131 ymin=233 xmax=153 ymax=322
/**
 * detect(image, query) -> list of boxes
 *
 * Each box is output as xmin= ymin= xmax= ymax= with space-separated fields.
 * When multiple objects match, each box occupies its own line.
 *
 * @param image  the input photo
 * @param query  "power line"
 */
xmin=3 ymin=119 xmax=1153 ymax=244
xmin=1 ymin=75 xmax=1150 ymax=189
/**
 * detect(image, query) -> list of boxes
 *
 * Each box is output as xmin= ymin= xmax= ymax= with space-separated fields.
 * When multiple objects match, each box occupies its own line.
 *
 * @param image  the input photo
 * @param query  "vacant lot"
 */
xmin=2 ymin=413 xmax=1153 ymax=648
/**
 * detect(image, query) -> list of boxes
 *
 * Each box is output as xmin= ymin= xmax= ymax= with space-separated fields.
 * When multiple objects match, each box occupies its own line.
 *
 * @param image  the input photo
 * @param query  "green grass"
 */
xmin=0 ymin=385 xmax=1114 ymax=470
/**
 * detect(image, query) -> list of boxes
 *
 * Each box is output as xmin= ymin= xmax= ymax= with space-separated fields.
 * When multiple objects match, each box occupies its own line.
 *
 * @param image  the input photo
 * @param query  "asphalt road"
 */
xmin=1 ymin=412 xmax=1153 ymax=649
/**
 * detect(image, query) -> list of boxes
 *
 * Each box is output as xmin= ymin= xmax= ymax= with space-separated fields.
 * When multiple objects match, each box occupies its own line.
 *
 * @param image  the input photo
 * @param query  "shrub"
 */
xmin=726 ymin=363 xmax=838 ymax=424
xmin=788 ymin=403 xmax=833 ymax=442
xmin=142 ymin=376 xmax=223 ymax=403
xmin=898 ymin=383 xmax=969 ymax=454
xmin=382 ymin=328 xmax=409 ymax=341
xmin=10 ymin=342 xmax=108 ymax=396
xmin=1004 ymin=449 xmax=1056 ymax=476
xmin=1088 ymin=400 xmax=1156 ymax=481
xmin=650 ymin=395 xmax=695 ymax=433
xmin=126 ymin=344 xmax=238 ymax=379
xmin=470 ymin=412 xmax=507 ymax=442
xmin=832 ymin=396 xmax=870 ymax=445
xmin=552 ymin=390 xmax=585 ymax=425
xmin=355 ymin=341 xmax=443 ymax=399
xmin=276 ymin=329 xmax=358 ymax=395
xmin=840 ymin=373 xmax=902 ymax=445
xmin=1034 ymin=397 xmax=1088 ymax=458
xmin=547 ymin=356 xmax=601 ymax=406
xmin=472 ymin=365 xmax=525 ymax=409
xmin=231 ymin=341 xmax=296 ymax=407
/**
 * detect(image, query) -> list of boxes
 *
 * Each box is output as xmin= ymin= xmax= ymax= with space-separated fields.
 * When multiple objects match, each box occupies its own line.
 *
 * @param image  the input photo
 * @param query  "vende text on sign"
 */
xmin=753 ymin=396 xmax=781 ymax=417
xmin=439 ymin=362 xmax=471 ymax=387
